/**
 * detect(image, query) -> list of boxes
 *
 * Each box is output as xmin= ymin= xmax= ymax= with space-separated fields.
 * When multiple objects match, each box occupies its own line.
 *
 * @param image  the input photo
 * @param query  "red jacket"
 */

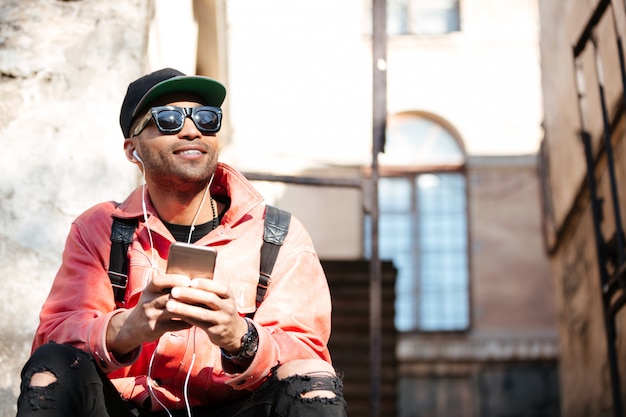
xmin=32 ymin=162 xmax=333 ymax=410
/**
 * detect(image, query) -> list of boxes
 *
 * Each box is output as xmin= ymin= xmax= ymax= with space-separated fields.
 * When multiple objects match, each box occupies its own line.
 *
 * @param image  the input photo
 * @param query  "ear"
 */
xmin=124 ymin=139 xmax=141 ymax=165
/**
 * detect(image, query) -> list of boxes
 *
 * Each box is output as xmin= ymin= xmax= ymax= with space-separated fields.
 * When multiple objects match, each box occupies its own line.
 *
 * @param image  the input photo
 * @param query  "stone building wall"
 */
xmin=539 ymin=0 xmax=626 ymax=415
xmin=0 ymin=1 xmax=150 ymax=414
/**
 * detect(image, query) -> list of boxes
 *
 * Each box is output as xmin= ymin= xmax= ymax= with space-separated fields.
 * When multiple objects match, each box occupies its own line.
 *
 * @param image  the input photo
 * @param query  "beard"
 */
xmin=140 ymin=143 xmax=219 ymax=195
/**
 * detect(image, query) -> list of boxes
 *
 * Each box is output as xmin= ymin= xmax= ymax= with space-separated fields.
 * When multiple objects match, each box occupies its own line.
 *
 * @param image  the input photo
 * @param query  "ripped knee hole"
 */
xmin=300 ymin=389 xmax=337 ymax=399
xmin=29 ymin=371 xmax=57 ymax=388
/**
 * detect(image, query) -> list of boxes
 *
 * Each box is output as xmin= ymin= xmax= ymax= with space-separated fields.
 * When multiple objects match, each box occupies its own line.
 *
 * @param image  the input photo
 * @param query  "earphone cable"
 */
xmin=140 ymin=171 xmax=173 ymax=416
xmin=147 ymin=347 xmax=174 ymax=417
xmin=140 ymin=166 xmax=214 ymax=417
xmin=139 ymin=167 xmax=156 ymax=272
xmin=187 ymin=174 xmax=215 ymax=244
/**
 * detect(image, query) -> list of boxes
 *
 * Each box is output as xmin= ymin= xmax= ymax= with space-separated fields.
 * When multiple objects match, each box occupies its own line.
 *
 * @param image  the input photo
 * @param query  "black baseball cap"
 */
xmin=119 ymin=68 xmax=227 ymax=138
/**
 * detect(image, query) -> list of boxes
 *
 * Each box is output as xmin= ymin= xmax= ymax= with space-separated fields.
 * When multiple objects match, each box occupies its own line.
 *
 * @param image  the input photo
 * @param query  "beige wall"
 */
xmin=540 ymin=0 xmax=626 ymax=243
xmin=470 ymin=157 xmax=555 ymax=336
xmin=540 ymin=0 xmax=626 ymax=415
xmin=549 ymin=202 xmax=613 ymax=415
xmin=388 ymin=0 xmax=542 ymax=156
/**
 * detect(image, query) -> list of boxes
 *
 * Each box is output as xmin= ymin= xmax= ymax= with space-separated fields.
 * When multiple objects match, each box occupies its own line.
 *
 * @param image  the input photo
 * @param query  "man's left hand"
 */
xmin=166 ymin=279 xmax=248 ymax=353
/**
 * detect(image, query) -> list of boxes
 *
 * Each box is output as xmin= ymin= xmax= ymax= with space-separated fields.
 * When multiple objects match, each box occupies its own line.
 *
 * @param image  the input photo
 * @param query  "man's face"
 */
xmin=130 ymin=100 xmax=219 ymax=192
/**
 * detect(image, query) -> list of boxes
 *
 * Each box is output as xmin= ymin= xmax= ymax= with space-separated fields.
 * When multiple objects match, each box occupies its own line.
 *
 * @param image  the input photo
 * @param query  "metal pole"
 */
xmin=592 ymin=36 xmax=626 ymax=264
xmin=581 ymin=129 xmax=624 ymax=417
xmin=241 ymin=172 xmax=362 ymax=189
xmin=371 ymin=0 xmax=386 ymax=416
xmin=610 ymin=0 xmax=626 ymax=112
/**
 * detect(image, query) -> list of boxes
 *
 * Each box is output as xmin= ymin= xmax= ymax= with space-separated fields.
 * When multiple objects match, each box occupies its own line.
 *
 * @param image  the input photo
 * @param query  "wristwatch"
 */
xmin=221 ymin=319 xmax=259 ymax=363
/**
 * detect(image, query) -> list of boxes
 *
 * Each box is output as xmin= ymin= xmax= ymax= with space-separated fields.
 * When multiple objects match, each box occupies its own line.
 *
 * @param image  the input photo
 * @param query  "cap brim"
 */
xmin=131 ymin=76 xmax=227 ymax=120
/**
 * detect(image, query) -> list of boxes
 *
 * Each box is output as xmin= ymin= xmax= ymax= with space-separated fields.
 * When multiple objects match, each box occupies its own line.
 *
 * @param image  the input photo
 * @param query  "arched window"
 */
xmin=368 ymin=112 xmax=469 ymax=332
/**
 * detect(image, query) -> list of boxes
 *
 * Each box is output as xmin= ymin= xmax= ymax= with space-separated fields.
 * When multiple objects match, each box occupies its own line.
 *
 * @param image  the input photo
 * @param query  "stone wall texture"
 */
xmin=0 ymin=0 xmax=149 ymax=414
xmin=539 ymin=0 xmax=626 ymax=415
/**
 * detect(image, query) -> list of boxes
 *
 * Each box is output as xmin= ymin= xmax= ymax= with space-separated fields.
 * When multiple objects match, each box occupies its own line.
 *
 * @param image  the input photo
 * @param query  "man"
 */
xmin=16 ymin=68 xmax=346 ymax=417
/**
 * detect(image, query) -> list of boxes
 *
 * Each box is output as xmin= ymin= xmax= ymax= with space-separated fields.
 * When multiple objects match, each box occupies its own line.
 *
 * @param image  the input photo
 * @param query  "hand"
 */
xmin=166 ymin=278 xmax=249 ymax=352
xmin=106 ymin=272 xmax=195 ymax=358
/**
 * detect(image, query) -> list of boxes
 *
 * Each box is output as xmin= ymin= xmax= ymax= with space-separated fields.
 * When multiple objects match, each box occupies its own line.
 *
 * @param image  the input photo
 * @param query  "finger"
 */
xmin=165 ymin=298 xmax=219 ymax=324
xmin=150 ymin=273 xmax=191 ymax=293
xmin=169 ymin=286 xmax=222 ymax=311
xmin=189 ymin=278 xmax=230 ymax=298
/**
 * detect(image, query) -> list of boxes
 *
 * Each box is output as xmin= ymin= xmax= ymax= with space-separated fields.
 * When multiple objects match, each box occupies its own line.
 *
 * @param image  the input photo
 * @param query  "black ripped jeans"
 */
xmin=17 ymin=343 xmax=347 ymax=417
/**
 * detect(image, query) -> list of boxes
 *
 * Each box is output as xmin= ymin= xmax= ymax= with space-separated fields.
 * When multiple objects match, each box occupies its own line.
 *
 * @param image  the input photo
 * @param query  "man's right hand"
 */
xmin=106 ymin=271 xmax=193 ymax=359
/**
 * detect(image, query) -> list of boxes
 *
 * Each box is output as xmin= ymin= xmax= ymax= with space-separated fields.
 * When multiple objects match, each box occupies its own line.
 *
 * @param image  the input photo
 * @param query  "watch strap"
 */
xmin=221 ymin=318 xmax=259 ymax=364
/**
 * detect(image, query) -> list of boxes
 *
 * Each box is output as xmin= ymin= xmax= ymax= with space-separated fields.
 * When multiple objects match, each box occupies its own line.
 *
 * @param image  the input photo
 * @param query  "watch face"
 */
xmin=242 ymin=326 xmax=259 ymax=358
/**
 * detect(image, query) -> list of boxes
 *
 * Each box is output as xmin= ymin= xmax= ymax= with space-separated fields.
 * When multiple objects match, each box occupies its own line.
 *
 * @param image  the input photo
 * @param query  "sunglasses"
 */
xmin=132 ymin=105 xmax=222 ymax=137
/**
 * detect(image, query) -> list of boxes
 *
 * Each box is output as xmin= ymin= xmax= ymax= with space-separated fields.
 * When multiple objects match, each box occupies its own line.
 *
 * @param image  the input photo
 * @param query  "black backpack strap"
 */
xmin=249 ymin=205 xmax=291 ymax=317
xmin=107 ymin=207 xmax=289 ymax=313
xmin=108 ymin=217 xmax=138 ymax=307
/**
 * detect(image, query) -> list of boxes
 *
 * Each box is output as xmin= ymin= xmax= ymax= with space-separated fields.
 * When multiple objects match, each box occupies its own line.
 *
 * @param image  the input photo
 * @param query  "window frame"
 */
xmin=371 ymin=111 xmax=471 ymax=333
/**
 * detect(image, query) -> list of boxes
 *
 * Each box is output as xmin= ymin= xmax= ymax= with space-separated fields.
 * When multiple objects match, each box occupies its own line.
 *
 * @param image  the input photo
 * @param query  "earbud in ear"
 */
xmin=133 ymin=149 xmax=142 ymax=163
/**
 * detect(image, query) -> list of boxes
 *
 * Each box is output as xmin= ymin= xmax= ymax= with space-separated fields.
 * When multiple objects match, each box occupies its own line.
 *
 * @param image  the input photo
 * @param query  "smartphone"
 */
xmin=166 ymin=242 xmax=217 ymax=279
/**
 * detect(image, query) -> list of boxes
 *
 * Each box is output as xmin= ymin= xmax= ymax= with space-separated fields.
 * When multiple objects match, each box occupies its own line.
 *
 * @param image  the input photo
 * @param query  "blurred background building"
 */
xmin=540 ymin=0 xmax=626 ymax=416
xmin=0 ymin=0 xmax=560 ymax=416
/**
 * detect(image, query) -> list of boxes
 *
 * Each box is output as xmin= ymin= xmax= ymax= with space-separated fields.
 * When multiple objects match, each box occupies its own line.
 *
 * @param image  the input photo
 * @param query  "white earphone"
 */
xmin=133 ymin=149 xmax=142 ymax=163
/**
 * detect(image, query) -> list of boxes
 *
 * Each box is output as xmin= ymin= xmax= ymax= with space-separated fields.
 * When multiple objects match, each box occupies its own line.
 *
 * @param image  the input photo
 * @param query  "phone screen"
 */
xmin=166 ymin=242 xmax=217 ymax=279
